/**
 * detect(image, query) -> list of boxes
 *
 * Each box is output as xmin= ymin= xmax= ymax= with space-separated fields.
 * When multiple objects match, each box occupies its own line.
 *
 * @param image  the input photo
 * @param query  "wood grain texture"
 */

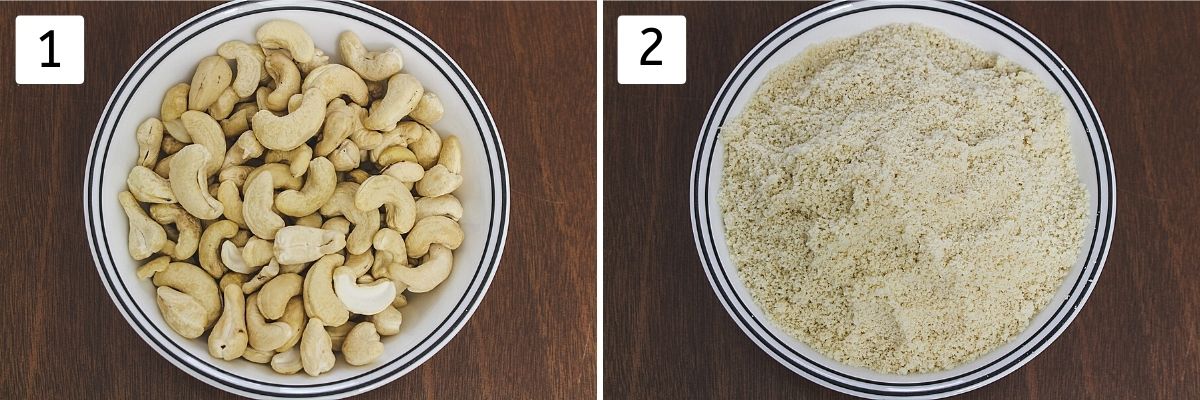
xmin=0 ymin=2 xmax=595 ymax=398
xmin=603 ymin=2 xmax=1200 ymax=399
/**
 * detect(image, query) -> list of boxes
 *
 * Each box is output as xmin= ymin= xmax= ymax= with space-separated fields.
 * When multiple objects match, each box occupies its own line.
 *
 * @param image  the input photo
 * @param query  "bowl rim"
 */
xmin=689 ymin=0 xmax=1115 ymax=398
xmin=83 ymin=0 xmax=510 ymax=398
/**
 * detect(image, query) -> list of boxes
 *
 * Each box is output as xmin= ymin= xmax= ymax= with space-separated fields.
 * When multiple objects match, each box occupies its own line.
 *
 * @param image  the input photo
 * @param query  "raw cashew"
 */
xmin=341 ymin=322 xmax=384 ymax=366
xmin=253 ymin=91 xmax=325 ymax=151
xmin=217 ymin=40 xmax=265 ymax=97
xmin=381 ymin=161 xmax=424 ymax=183
xmin=161 ymin=83 xmax=190 ymax=122
xmin=363 ymin=74 xmax=423 ymax=131
xmin=297 ymin=48 xmax=329 ymax=75
xmin=243 ymin=347 xmax=274 ymax=364
xmin=315 ymin=100 xmax=361 ymax=156
xmin=302 ymin=64 xmax=368 ymax=105
xmin=302 ymin=254 xmax=348 ymax=326
xmin=136 ymin=255 xmax=171 ymax=280
xmin=243 ymin=259 xmax=279 ymax=295
xmin=243 ymin=171 xmax=286 ymax=240
xmin=245 ymin=163 xmax=303 ymax=191
xmin=265 ymin=145 xmax=312 ymax=178
xmin=416 ymin=165 xmax=463 ymax=198
xmin=169 ymin=145 xmax=223 ymax=219
xmin=294 ymin=213 xmax=324 ymax=228
xmin=223 ymin=131 xmax=264 ymax=169
xmin=150 ymin=204 xmax=201 ymax=260
xmin=189 ymin=55 xmax=232 ymax=111
xmin=286 ymin=93 xmax=304 ymax=114
xmin=163 ymin=119 xmax=191 ymax=144
xmin=217 ymin=181 xmax=245 ymax=227
xmin=409 ymin=92 xmax=444 ymax=125
xmin=439 ymin=135 xmax=462 ymax=174
xmin=119 ymin=191 xmax=166 ymax=260
xmin=242 ymin=237 xmax=275 ymax=269
xmin=390 ymin=243 xmax=452 ymax=293
xmin=262 ymin=52 xmax=301 ymax=112
xmin=208 ymin=87 xmax=240 ymax=120
xmin=277 ymin=297 xmax=306 ymax=352
xmin=333 ymin=266 xmax=395 ymax=315
xmin=219 ymin=271 xmax=249 ymax=290
xmin=274 ymin=157 xmax=335 ymax=217
xmin=322 ymin=217 xmax=350 ymax=236
xmin=199 ymin=219 xmax=239 ymax=278
xmin=153 ymin=262 xmax=221 ymax=327
xmin=257 ymin=20 xmax=315 ymax=63
xmin=415 ymin=194 xmax=463 ymax=221
xmin=221 ymin=104 xmax=258 ymax=137
xmin=326 ymin=322 xmax=355 ymax=351
xmin=258 ymin=273 xmax=303 ymax=320
xmin=220 ymin=241 xmax=255 ymax=274
xmin=320 ymin=182 xmax=380 ymax=255
xmin=372 ymin=228 xmax=408 ymax=270
xmin=208 ymin=284 xmax=248 ymax=360
xmin=371 ymin=122 xmax=421 ymax=162
xmin=338 ymin=31 xmax=403 ymax=81
xmin=344 ymin=251 xmax=373 ymax=277
xmin=180 ymin=111 xmax=227 ymax=174
xmin=300 ymin=318 xmax=335 ymax=376
xmin=376 ymin=146 xmax=417 ymax=168
xmin=247 ymin=292 xmax=294 ymax=351
xmin=136 ymin=118 xmax=164 ymax=168
xmin=127 ymin=166 xmax=175 ymax=204
xmin=408 ymin=123 xmax=442 ymax=168
xmin=328 ymin=140 xmax=361 ymax=172
xmin=156 ymin=286 xmax=208 ymax=339
xmin=219 ymin=165 xmax=253 ymax=186
xmin=271 ymin=348 xmax=303 ymax=374
xmin=405 ymin=216 xmax=463 ymax=258
xmin=355 ymin=174 xmax=416 ymax=233
xmin=273 ymin=225 xmax=346 ymax=265
xmin=370 ymin=305 xmax=403 ymax=336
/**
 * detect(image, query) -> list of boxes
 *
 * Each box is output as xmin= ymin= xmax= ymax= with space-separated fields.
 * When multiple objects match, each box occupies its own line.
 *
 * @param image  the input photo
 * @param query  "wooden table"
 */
xmin=0 ymin=2 xmax=595 ymax=398
xmin=604 ymin=2 xmax=1200 ymax=398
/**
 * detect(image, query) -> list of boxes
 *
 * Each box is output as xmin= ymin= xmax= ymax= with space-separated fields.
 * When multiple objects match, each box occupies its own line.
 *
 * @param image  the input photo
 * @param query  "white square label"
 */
xmin=15 ymin=15 xmax=85 ymax=85
xmin=617 ymin=15 xmax=685 ymax=85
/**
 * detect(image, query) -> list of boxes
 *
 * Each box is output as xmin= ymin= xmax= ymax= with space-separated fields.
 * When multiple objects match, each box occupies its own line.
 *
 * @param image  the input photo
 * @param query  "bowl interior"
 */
xmin=700 ymin=1 xmax=1109 ymax=390
xmin=90 ymin=1 xmax=503 ymax=390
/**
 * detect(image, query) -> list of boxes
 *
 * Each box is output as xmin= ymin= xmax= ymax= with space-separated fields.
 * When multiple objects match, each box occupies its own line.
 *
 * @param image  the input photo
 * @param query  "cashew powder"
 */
xmin=719 ymin=24 xmax=1089 ymax=374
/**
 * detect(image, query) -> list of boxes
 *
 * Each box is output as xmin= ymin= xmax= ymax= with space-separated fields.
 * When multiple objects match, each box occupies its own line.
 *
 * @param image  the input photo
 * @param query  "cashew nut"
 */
xmin=325 ymin=321 xmax=355 ymax=352
xmin=381 ymin=161 xmax=424 ymax=184
xmin=242 ymin=259 xmax=279 ymax=295
xmin=390 ymin=243 xmax=453 ymax=293
xmin=341 ymin=322 xmax=384 ymax=366
xmin=320 ymin=182 xmax=380 ymax=255
xmin=273 ymin=225 xmax=346 ymax=265
xmin=315 ymin=100 xmax=361 ymax=156
xmin=220 ymin=240 xmax=256 ymax=274
xmin=370 ymin=305 xmax=403 ymax=336
xmin=189 ymin=55 xmax=232 ymax=112
xmin=297 ymin=47 xmax=330 ymax=75
xmin=265 ymin=145 xmax=313 ymax=178
xmin=198 ymin=219 xmax=239 ymax=278
xmin=153 ymin=262 xmax=221 ymax=327
xmin=245 ymin=163 xmax=303 ymax=191
xmin=321 ymin=216 xmax=350 ymax=236
xmin=415 ymin=194 xmax=463 ymax=221
xmin=439 ymin=135 xmax=462 ymax=174
xmin=136 ymin=255 xmax=171 ymax=280
xmin=208 ymin=87 xmax=240 ymax=120
xmin=180 ymin=111 xmax=227 ymax=175
xmin=217 ymin=40 xmax=265 ymax=97
xmin=223 ymin=131 xmax=264 ymax=169
xmin=409 ymin=91 xmax=444 ymax=125
xmin=294 ymin=213 xmax=324 ymax=228
xmin=169 ymin=145 xmax=223 ymax=219
xmin=156 ymin=286 xmax=208 ymax=339
xmin=328 ymin=139 xmax=361 ymax=172
xmin=246 ymin=292 xmax=294 ymax=352
xmin=257 ymin=20 xmax=315 ymax=64
xmin=363 ymin=74 xmax=423 ymax=131
xmin=271 ymin=347 xmax=303 ymax=374
xmin=300 ymin=318 xmax=335 ymax=376
xmin=302 ymin=63 xmax=368 ymax=105
xmin=275 ymin=158 xmax=335 ymax=218
xmin=221 ymin=103 xmax=258 ymax=137
xmin=258 ymin=272 xmax=303 ymax=320
xmin=219 ymin=271 xmax=250 ymax=291
xmin=408 ymin=123 xmax=442 ymax=169
xmin=355 ymin=174 xmax=416 ymax=233
xmin=219 ymin=165 xmax=253 ymax=186
xmin=277 ymin=297 xmax=306 ymax=352
xmin=252 ymin=91 xmax=325 ymax=151
xmin=136 ymin=118 xmax=164 ymax=168
xmin=338 ymin=31 xmax=403 ymax=81
xmin=208 ymin=284 xmax=248 ymax=360
xmin=127 ymin=166 xmax=175 ymax=204
xmin=150 ymin=204 xmax=201 ymax=260
xmin=405 ymin=216 xmax=463 ymax=258
xmin=333 ymin=266 xmax=396 ymax=315
xmin=416 ymin=165 xmax=463 ymax=198
xmin=243 ymin=347 xmax=274 ymax=364
xmin=119 ymin=191 xmax=166 ymax=260
xmin=243 ymin=171 xmax=286 ymax=240
xmin=263 ymin=52 xmax=301 ymax=112
xmin=161 ymin=82 xmax=190 ymax=122
xmin=375 ymin=146 xmax=417 ymax=168
xmin=302 ymin=254 xmax=348 ymax=326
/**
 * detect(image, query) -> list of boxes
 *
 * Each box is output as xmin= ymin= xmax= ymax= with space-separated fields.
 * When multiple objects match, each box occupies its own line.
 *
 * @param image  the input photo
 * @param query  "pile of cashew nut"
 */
xmin=119 ymin=20 xmax=465 ymax=376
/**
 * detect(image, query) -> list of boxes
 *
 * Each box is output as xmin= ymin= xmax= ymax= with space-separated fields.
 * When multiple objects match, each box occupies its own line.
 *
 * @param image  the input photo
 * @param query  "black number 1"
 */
xmin=40 ymin=30 xmax=61 ymax=68
xmin=640 ymin=28 xmax=663 ymax=66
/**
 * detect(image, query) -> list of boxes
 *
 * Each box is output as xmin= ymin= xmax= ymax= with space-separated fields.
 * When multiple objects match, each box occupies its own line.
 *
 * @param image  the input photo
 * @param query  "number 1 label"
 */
xmin=15 ymin=16 xmax=84 ymax=84
xmin=618 ymin=16 xmax=686 ymax=85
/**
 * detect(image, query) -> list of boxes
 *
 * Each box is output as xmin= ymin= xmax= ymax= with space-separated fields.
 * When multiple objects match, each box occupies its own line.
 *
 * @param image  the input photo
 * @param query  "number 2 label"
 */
xmin=618 ymin=16 xmax=686 ymax=85
xmin=640 ymin=28 xmax=663 ymax=66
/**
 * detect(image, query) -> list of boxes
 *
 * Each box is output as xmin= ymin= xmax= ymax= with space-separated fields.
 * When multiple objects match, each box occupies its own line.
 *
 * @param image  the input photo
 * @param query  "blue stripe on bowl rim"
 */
xmin=83 ymin=0 xmax=509 ymax=398
xmin=690 ymin=1 xmax=1114 ymax=398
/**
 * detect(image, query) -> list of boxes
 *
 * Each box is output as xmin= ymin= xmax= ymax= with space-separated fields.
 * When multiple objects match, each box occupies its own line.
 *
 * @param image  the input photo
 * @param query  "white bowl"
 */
xmin=689 ymin=1 xmax=1115 ymax=398
xmin=83 ymin=1 xmax=509 ymax=398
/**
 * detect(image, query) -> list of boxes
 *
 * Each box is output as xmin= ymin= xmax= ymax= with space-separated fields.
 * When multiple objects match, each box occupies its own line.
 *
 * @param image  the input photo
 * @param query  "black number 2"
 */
xmin=640 ymin=28 xmax=663 ymax=66
xmin=40 ymin=30 xmax=61 ymax=68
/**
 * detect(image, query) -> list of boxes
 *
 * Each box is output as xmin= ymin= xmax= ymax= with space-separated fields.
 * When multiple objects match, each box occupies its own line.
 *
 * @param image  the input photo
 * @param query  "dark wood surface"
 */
xmin=604 ymin=2 xmax=1200 ymax=399
xmin=0 ymin=2 xmax=594 ymax=398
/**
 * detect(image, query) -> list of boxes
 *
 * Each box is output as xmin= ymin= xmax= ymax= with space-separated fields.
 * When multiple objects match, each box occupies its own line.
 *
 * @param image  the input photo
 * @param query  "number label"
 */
xmin=40 ymin=30 xmax=61 ymax=68
xmin=640 ymin=28 xmax=663 ymax=66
